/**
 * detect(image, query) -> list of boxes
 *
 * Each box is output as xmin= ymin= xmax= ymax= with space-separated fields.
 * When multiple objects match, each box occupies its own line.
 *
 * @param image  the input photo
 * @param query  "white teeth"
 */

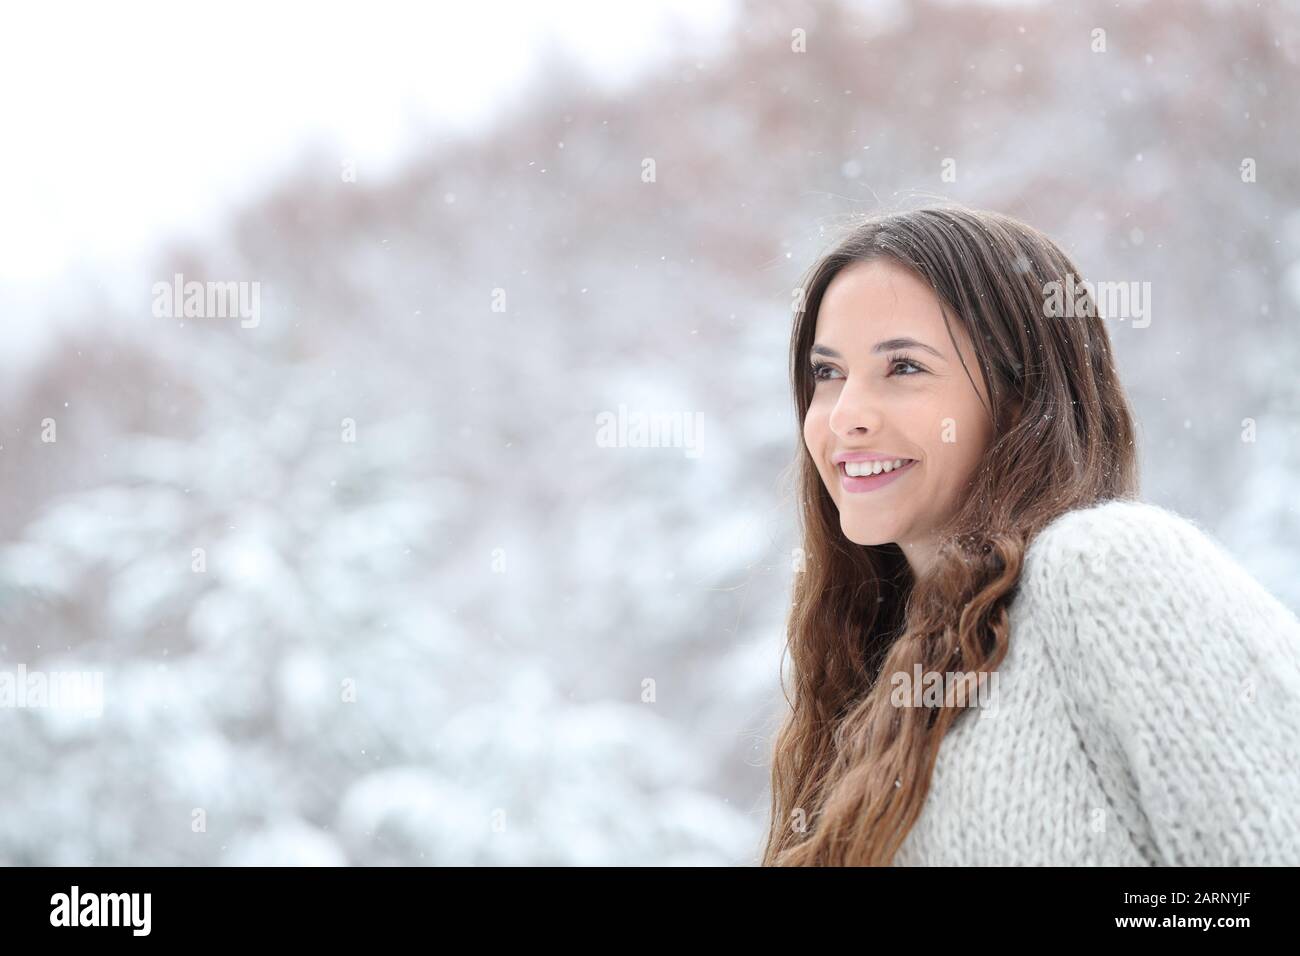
xmin=844 ymin=458 xmax=911 ymax=477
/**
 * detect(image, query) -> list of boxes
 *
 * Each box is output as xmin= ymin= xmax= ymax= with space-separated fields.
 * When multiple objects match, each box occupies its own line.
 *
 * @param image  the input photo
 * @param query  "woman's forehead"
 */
xmin=816 ymin=261 xmax=957 ymax=350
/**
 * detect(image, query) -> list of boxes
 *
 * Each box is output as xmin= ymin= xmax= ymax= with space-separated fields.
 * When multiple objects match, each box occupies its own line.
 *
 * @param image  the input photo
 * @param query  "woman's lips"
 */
xmin=838 ymin=458 xmax=918 ymax=493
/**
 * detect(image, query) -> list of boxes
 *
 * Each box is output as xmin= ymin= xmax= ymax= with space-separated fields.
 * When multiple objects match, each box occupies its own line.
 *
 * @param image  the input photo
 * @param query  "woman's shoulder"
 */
xmin=1023 ymin=497 xmax=1245 ymax=597
xmin=1015 ymin=499 xmax=1300 ymax=866
xmin=1019 ymin=495 xmax=1300 ymax=664
xmin=1029 ymin=496 xmax=1209 ymax=557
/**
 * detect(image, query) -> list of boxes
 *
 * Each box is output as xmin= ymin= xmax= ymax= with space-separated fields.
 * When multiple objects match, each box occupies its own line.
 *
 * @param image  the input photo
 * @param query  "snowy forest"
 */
xmin=1 ymin=0 xmax=1298 ymax=865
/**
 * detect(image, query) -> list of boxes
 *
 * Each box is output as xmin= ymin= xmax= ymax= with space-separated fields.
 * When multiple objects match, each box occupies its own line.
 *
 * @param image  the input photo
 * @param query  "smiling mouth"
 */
xmin=838 ymin=458 xmax=916 ymax=478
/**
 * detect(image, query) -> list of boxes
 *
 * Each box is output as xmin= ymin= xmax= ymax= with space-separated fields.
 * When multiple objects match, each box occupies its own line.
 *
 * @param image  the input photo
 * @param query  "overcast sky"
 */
xmin=0 ymin=0 xmax=736 ymax=362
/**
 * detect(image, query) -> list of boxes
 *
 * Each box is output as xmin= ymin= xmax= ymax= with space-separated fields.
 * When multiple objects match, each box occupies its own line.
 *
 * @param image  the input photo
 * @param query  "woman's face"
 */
xmin=802 ymin=258 xmax=994 ymax=576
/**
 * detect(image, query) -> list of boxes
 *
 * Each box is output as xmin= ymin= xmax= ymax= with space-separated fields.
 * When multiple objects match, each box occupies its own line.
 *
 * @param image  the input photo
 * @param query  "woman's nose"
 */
xmin=827 ymin=378 xmax=882 ymax=437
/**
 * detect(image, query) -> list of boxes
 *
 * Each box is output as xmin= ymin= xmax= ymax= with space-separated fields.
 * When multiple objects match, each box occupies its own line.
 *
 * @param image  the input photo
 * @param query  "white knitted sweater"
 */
xmin=891 ymin=498 xmax=1300 ymax=866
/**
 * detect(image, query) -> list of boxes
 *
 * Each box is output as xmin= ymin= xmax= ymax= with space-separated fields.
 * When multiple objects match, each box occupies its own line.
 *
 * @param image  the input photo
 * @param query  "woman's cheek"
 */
xmin=803 ymin=401 xmax=828 ymax=448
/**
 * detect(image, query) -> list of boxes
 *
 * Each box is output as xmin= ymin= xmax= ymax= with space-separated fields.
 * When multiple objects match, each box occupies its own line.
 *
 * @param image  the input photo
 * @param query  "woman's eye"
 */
xmin=810 ymin=362 xmax=843 ymax=382
xmin=811 ymin=357 xmax=924 ymax=381
xmin=889 ymin=357 xmax=925 ymax=376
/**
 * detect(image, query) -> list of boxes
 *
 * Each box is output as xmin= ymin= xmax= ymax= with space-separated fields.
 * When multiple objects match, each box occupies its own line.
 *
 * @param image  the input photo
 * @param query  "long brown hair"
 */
xmin=762 ymin=203 xmax=1140 ymax=866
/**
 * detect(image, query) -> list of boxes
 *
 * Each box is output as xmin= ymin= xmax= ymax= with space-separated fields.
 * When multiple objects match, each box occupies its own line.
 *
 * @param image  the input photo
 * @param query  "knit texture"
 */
xmin=891 ymin=498 xmax=1300 ymax=866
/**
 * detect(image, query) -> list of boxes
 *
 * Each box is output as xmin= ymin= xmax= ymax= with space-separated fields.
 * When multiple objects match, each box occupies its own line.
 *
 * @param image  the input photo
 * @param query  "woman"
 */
xmin=763 ymin=205 xmax=1300 ymax=866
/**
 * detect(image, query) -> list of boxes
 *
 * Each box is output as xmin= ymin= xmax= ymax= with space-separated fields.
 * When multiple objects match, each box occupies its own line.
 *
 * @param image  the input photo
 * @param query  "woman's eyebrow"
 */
xmin=810 ymin=337 xmax=944 ymax=359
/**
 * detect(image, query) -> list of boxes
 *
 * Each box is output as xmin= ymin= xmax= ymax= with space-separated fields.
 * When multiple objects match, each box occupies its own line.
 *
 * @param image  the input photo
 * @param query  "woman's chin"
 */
xmin=840 ymin=517 xmax=901 ymax=548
